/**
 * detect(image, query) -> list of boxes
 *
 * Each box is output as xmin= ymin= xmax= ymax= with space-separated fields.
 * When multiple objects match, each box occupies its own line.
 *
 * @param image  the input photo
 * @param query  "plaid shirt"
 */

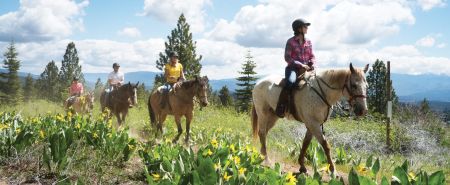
xmin=284 ymin=36 xmax=315 ymax=66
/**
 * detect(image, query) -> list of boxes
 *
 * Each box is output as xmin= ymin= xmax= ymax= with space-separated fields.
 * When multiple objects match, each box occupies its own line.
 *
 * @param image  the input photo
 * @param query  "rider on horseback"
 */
xmin=161 ymin=51 xmax=185 ymax=109
xmin=275 ymin=18 xmax=316 ymax=118
xmin=104 ymin=62 xmax=125 ymax=107
xmin=66 ymin=76 xmax=84 ymax=108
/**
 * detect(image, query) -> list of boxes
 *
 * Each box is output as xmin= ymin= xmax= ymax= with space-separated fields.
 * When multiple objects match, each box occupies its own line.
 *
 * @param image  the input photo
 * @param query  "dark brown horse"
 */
xmin=100 ymin=82 xmax=139 ymax=125
xmin=148 ymin=76 xmax=209 ymax=144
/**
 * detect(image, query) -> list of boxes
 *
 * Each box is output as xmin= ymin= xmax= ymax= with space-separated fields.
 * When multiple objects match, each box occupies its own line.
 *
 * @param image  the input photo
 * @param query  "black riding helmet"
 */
xmin=73 ymin=76 xmax=79 ymax=81
xmin=292 ymin=18 xmax=311 ymax=35
xmin=112 ymin=63 xmax=120 ymax=68
xmin=169 ymin=51 xmax=179 ymax=58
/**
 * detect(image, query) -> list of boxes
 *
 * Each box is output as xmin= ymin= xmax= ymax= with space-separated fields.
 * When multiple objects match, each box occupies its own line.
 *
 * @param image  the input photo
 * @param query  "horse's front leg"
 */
xmin=184 ymin=111 xmax=193 ymax=145
xmin=172 ymin=115 xmax=183 ymax=144
xmin=298 ymin=129 xmax=313 ymax=174
xmin=121 ymin=109 xmax=128 ymax=125
xmin=310 ymin=124 xmax=335 ymax=175
xmin=155 ymin=114 xmax=167 ymax=138
xmin=115 ymin=111 xmax=122 ymax=126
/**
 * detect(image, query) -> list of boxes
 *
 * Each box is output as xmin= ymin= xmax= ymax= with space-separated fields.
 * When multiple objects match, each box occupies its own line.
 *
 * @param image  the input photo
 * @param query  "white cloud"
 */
xmin=140 ymin=0 xmax=211 ymax=33
xmin=0 ymin=0 xmax=89 ymax=42
xmin=416 ymin=35 xmax=436 ymax=47
xmin=117 ymin=27 xmax=142 ymax=38
xmin=206 ymin=0 xmax=414 ymax=49
xmin=437 ymin=43 xmax=446 ymax=48
xmin=417 ymin=0 xmax=446 ymax=11
xmin=0 ymin=38 xmax=165 ymax=75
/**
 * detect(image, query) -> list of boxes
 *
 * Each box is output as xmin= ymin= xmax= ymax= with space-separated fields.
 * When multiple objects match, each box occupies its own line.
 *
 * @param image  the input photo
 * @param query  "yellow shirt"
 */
xmin=165 ymin=63 xmax=183 ymax=83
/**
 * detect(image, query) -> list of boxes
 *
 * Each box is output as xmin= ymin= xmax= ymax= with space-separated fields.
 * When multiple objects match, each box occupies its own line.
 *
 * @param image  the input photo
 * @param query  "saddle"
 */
xmin=275 ymin=69 xmax=310 ymax=121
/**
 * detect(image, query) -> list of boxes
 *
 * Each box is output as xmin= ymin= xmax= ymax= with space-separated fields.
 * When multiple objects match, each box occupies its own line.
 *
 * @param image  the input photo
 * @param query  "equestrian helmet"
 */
xmin=73 ymin=76 xmax=79 ymax=81
xmin=169 ymin=51 xmax=179 ymax=58
xmin=113 ymin=63 xmax=120 ymax=68
xmin=292 ymin=18 xmax=311 ymax=32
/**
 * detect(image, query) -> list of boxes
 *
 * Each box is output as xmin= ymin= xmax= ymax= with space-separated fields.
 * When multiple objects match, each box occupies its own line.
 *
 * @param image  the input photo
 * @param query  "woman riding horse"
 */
xmin=252 ymin=63 xmax=369 ymax=176
xmin=148 ymin=76 xmax=209 ymax=144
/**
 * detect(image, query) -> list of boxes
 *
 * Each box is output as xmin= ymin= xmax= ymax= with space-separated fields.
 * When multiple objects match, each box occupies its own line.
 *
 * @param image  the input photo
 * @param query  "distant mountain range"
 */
xmin=2 ymin=69 xmax=449 ymax=103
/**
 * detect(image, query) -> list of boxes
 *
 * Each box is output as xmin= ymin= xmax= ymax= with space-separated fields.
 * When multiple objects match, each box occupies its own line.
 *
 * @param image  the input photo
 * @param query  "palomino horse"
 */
xmin=100 ymin=82 xmax=139 ymax=125
xmin=252 ymin=63 xmax=369 ymax=175
xmin=148 ymin=76 xmax=209 ymax=144
xmin=64 ymin=92 xmax=95 ymax=115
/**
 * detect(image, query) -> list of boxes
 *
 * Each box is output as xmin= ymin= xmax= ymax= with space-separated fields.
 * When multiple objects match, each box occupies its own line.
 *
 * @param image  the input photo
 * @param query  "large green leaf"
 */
xmin=329 ymin=179 xmax=344 ymax=185
xmin=196 ymin=157 xmax=217 ymax=184
xmin=392 ymin=166 xmax=410 ymax=185
xmin=371 ymin=158 xmax=380 ymax=177
xmin=358 ymin=176 xmax=377 ymax=185
xmin=365 ymin=155 xmax=373 ymax=168
xmin=381 ymin=176 xmax=389 ymax=185
xmin=349 ymin=167 xmax=360 ymax=185
xmin=429 ymin=171 xmax=445 ymax=185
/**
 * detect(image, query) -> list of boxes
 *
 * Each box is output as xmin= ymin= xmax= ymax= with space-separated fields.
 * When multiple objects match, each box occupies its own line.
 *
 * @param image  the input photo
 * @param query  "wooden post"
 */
xmin=386 ymin=61 xmax=392 ymax=148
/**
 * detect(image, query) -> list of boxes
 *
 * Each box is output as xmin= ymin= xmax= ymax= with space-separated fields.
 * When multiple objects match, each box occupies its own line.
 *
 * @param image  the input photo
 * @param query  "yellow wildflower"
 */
xmin=357 ymin=164 xmax=369 ymax=174
xmin=107 ymin=133 xmax=112 ymax=138
xmin=214 ymin=162 xmax=221 ymax=171
xmin=234 ymin=156 xmax=241 ymax=165
xmin=128 ymin=144 xmax=135 ymax=150
xmin=319 ymin=164 xmax=331 ymax=173
xmin=245 ymin=145 xmax=252 ymax=153
xmin=107 ymin=119 xmax=112 ymax=128
xmin=408 ymin=172 xmax=417 ymax=181
xmin=39 ymin=130 xmax=45 ymax=139
xmin=75 ymin=123 xmax=81 ymax=129
xmin=15 ymin=128 xmax=21 ymax=134
xmin=93 ymin=132 xmax=98 ymax=139
xmin=238 ymin=168 xmax=246 ymax=175
xmin=0 ymin=124 xmax=9 ymax=131
xmin=229 ymin=144 xmax=236 ymax=153
xmin=286 ymin=172 xmax=297 ymax=185
xmin=223 ymin=172 xmax=232 ymax=181
xmin=203 ymin=149 xmax=213 ymax=156
xmin=152 ymin=173 xmax=160 ymax=181
xmin=211 ymin=138 xmax=218 ymax=148
xmin=67 ymin=111 xmax=72 ymax=118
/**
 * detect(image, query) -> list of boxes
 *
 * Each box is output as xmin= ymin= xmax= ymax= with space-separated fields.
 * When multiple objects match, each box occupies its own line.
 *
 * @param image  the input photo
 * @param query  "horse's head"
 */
xmin=194 ymin=76 xmax=209 ymax=107
xmin=345 ymin=63 xmax=369 ymax=116
xmin=125 ymin=81 xmax=139 ymax=106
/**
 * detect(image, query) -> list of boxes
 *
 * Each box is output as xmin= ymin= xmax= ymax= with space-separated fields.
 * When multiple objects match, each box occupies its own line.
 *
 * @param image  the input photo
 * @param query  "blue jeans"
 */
xmin=285 ymin=65 xmax=298 ymax=90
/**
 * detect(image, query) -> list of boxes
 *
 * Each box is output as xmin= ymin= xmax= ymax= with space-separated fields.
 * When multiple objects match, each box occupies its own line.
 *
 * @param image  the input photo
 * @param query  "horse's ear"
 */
xmin=195 ymin=76 xmax=199 ymax=81
xmin=136 ymin=81 xmax=140 ymax=87
xmin=203 ymin=76 xmax=209 ymax=82
xmin=128 ymin=81 xmax=131 ymax=85
xmin=363 ymin=64 xmax=369 ymax=73
xmin=350 ymin=63 xmax=355 ymax=74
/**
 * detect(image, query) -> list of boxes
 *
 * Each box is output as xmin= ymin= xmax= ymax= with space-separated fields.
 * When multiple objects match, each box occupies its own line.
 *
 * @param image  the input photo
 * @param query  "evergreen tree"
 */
xmin=366 ymin=59 xmax=398 ymax=114
xmin=137 ymin=82 xmax=147 ymax=105
xmin=23 ymin=73 xmax=35 ymax=102
xmin=94 ymin=78 xmax=103 ymax=99
xmin=235 ymin=51 xmax=258 ymax=112
xmin=218 ymin=85 xmax=233 ymax=106
xmin=37 ymin=61 xmax=60 ymax=102
xmin=154 ymin=14 xmax=202 ymax=86
xmin=1 ymin=41 xmax=22 ymax=105
xmin=59 ymin=42 xmax=84 ymax=100
xmin=420 ymin=98 xmax=430 ymax=114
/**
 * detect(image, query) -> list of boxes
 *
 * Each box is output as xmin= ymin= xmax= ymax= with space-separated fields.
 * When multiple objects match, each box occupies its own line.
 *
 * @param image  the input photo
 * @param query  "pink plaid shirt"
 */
xmin=284 ymin=36 xmax=315 ymax=66
xmin=69 ymin=82 xmax=83 ymax=96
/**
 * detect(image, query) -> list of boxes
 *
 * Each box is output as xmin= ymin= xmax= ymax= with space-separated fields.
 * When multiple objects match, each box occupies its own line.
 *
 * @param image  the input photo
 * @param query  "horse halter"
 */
xmin=342 ymin=74 xmax=367 ymax=105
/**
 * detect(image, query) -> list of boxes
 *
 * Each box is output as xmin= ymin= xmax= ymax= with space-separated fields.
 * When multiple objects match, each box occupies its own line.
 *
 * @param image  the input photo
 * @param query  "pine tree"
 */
xmin=137 ymin=82 xmax=147 ymax=105
xmin=23 ymin=73 xmax=35 ymax=102
xmin=235 ymin=51 xmax=258 ymax=112
xmin=154 ymin=14 xmax=202 ymax=86
xmin=218 ymin=85 xmax=233 ymax=107
xmin=1 ymin=41 xmax=22 ymax=105
xmin=37 ymin=61 xmax=60 ymax=102
xmin=420 ymin=98 xmax=430 ymax=114
xmin=367 ymin=59 xmax=398 ymax=114
xmin=59 ymin=42 xmax=84 ymax=100
xmin=94 ymin=78 xmax=103 ymax=99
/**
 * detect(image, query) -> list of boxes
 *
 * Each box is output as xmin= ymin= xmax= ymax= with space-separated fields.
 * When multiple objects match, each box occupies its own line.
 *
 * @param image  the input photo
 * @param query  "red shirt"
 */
xmin=284 ymin=36 xmax=315 ymax=66
xmin=69 ymin=82 xmax=83 ymax=95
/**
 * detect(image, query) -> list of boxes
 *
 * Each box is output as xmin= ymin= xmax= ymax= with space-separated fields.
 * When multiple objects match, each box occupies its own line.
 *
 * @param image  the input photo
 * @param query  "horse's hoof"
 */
xmin=299 ymin=166 xmax=307 ymax=174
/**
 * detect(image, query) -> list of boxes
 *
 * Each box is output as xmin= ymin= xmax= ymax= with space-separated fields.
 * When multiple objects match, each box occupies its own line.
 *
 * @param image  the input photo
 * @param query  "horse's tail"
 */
xmin=148 ymin=96 xmax=156 ymax=127
xmin=251 ymin=103 xmax=258 ymax=139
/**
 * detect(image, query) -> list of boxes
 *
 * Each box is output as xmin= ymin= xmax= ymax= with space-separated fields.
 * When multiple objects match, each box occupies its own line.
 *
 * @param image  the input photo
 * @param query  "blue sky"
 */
xmin=0 ymin=0 xmax=449 ymax=79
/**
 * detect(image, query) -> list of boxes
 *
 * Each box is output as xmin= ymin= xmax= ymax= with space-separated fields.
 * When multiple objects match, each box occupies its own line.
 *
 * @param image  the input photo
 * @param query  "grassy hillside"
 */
xmin=0 ymin=100 xmax=448 ymax=184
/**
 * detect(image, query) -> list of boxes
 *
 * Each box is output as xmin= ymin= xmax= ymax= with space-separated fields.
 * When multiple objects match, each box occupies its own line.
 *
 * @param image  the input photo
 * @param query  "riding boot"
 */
xmin=275 ymin=87 xmax=291 ymax=118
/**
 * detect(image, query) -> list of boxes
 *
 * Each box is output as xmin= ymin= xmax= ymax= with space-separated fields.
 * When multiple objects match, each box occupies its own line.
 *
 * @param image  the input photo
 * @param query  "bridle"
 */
xmin=342 ymin=75 xmax=367 ymax=105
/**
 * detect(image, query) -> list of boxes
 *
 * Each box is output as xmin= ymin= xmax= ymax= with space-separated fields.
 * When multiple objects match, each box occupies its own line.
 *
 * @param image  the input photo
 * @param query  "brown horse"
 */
xmin=100 ymin=82 xmax=139 ymax=125
xmin=252 ymin=63 xmax=369 ymax=175
xmin=148 ymin=76 xmax=209 ymax=144
xmin=64 ymin=92 xmax=95 ymax=115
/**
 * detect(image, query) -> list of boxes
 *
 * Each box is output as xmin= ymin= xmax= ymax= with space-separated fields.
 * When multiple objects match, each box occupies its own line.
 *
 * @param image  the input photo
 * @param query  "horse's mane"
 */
xmin=317 ymin=69 xmax=350 ymax=87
